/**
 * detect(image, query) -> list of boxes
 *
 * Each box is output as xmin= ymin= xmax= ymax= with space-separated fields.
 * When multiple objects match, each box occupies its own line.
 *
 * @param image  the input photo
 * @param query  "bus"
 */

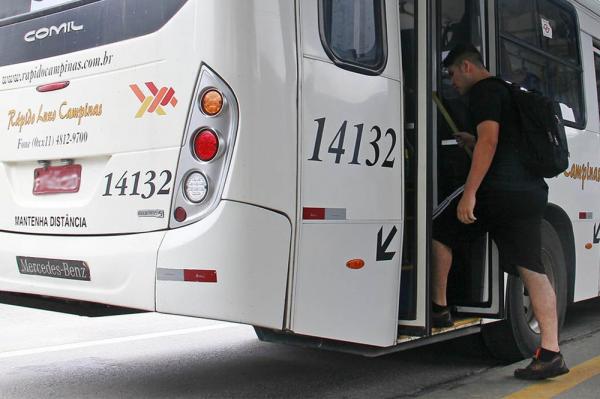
xmin=0 ymin=0 xmax=599 ymax=360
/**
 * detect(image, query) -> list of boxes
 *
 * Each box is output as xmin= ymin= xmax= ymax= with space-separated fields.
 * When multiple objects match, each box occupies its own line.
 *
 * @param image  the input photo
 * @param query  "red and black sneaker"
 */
xmin=514 ymin=348 xmax=570 ymax=380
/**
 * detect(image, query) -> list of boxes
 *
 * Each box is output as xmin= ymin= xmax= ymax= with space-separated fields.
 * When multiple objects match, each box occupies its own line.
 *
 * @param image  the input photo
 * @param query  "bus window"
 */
xmin=594 ymin=46 xmax=600 ymax=123
xmin=1 ymin=0 xmax=78 ymax=20
xmin=319 ymin=0 xmax=387 ymax=75
xmin=1 ymin=0 xmax=30 ymax=20
xmin=538 ymin=0 xmax=580 ymax=64
xmin=498 ymin=0 xmax=584 ymax=128
xmin=30 ymin=0 xmax=79 ymax=13
xmin=499 ymin=0 xmax=538 ymax=46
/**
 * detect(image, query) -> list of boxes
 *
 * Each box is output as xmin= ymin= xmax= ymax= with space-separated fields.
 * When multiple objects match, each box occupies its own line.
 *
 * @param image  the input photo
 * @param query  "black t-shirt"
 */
xmin=468 ymin=77 xmax=547 ymax=191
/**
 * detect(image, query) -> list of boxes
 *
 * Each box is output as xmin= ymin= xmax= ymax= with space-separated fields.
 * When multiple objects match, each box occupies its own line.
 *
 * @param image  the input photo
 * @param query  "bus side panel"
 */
xmin=549 ymin=24 xmax=600 ymax=301
xmin=155 ymin=201 xmax=291 ymax=329
xmin=293 ymin=223 xmax=402 ymax=346
xmin=214 ymin=0 xmax=298 ymax=220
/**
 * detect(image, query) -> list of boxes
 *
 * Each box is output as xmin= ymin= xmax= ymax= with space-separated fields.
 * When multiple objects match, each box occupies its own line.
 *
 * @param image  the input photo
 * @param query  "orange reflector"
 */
xmin=585 ymin=243 xmax=593 ymax=250
xmin=201 ymin=89 xmax=223 ymax=116
xmin=346 ymin=259 xmax=365 ymax=270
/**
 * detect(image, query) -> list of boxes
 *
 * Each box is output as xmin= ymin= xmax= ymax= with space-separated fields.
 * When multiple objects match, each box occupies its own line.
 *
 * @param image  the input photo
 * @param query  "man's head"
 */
xmin=442 ymin=43 xmax=490 ymax=95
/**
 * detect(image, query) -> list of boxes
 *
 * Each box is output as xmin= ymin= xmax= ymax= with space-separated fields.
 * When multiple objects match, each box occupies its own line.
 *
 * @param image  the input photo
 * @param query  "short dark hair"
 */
xmin=442 ymin=43 xmax=485 ymax=69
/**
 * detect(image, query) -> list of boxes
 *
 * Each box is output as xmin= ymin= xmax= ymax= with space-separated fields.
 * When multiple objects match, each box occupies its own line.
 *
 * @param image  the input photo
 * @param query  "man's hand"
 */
xmin=453 ymin=132 xmax=476 ymax=150
xmin=457 ymin=193 xmax=477 ymax=224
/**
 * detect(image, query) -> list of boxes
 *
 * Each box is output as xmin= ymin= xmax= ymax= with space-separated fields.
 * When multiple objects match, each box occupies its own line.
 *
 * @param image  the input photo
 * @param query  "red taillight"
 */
xmin=193 ymin=130 xmax=219 ymax=161
xmin=174 ymin=207 xmax=187 ymax=222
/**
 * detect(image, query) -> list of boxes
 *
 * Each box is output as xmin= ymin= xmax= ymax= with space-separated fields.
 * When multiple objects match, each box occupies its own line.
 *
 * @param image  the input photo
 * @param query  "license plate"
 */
xmin=33 ymin=164 xmax=81 ymax=195
xmin=17 ymin=256 xmax=91 ymax=281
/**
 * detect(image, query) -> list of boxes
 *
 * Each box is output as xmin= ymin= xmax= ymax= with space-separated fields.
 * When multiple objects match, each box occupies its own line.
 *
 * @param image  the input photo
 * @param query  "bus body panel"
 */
xmin=0 ymin=0 xmax=298 ymax=327
xmin=549 ymin=5 xmax=600 ymax=300
xmin=0 ymin=0 xmax=200 ymax=235
xmin=208 ymin=0 xmax=298 ymax=221
xmin=0 ymin=229 xmax=165 ymax=310
xmin=291 ymin=0 xmax=404 ymax=347
xmin=156 ymin=201 xmax=291 ymax=330
xmin=547 ymin=126 xmax=600 ymax=301
xmin=0 ymin=147 xmax=179 ymax=235
xmin=293 ymin=222 xmax=402 ymax=347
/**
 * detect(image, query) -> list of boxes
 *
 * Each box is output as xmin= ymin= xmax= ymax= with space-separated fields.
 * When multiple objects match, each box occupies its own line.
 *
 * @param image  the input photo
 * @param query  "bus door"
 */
xmin=290 ymin=0 xmax=405 ymax=347
xmin=433 ymin=0 xmax=503 ymax=318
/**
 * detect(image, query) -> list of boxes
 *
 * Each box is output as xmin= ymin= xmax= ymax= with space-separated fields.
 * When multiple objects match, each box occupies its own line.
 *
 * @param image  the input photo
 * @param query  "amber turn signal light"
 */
xmin=346 ymin=259 xmax=365 ymax=270
xmin=201 ymin=89 xmax=223 ymax=116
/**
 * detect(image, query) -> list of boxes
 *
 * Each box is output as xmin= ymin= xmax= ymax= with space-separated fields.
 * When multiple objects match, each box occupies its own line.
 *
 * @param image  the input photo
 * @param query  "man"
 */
xmin=432 ymin=43 xmax=569 ymax=380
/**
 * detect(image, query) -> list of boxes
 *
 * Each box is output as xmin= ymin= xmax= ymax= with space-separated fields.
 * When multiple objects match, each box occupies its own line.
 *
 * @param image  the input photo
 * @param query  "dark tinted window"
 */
xmin=538 ymin=0 xmax=579 ymax=63
xmin=501 ymin=41 xmax=547 ymax=93
xmin=1 ymin=0 xmax=80 ymax=21
xmin=320 ymin=0 xmax=387 ymax=75
xmin=500 ymin=0 xmax=537 ymax=45
xmin=440 ymin=0 xmax=485 ymax=100
xmin=437 ymin=0 xmax=485 ymax=199
xmin=594 ymin=50 xmax=600 ymax=123
xmin=498 ymin=0 xmax=583 ymax=127
xmin=0 ymin=0 xmax=31 ymax=20
xmin=0 ymin=0 xmax=187 ymax=67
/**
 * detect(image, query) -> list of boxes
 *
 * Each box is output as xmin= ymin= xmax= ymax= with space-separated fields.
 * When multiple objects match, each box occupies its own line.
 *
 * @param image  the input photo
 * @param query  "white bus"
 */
xmin=0 ymin=0 xmax=599 ymax=359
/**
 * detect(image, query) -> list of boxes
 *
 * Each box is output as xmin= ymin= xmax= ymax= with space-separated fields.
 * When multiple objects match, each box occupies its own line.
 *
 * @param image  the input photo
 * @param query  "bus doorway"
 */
xmin=432 ymin=0 xmax=503 ymax=320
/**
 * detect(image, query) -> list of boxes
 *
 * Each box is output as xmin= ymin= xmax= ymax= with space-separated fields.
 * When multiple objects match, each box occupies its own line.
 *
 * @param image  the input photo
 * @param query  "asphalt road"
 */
xmin=0 ymin=294 xmax=599 ymax=398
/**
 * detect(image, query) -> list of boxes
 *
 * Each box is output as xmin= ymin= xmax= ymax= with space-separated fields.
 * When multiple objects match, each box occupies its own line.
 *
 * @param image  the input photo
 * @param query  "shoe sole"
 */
xmin=432 ymin=322 xmax=454 ymax=329
xmin=514 ymin=367 xmax=570 ymax=380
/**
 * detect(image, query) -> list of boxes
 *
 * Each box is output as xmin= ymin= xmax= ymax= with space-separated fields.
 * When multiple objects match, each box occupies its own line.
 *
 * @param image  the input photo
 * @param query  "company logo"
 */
xmin=130 ymin=83 xmax=178 ymax=118
xmin=24 ymin=21 xmax=84 ymax=43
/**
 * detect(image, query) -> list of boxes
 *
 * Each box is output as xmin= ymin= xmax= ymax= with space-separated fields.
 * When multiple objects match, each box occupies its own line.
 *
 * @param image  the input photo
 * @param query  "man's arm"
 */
xmin=457 ymin=120 xmax=499 ymax=224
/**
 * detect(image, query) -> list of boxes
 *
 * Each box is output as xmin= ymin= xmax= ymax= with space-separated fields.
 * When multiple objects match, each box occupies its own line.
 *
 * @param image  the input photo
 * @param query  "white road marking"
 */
xmin=0 ymin=323 xmax=240 ymax=359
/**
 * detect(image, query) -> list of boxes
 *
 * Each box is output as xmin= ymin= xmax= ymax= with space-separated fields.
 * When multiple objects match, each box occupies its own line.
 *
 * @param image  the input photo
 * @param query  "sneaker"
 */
xmin=432 ymin=307 xmax=453 ymax=328
xmin=514 ymin=349 xmax=570 ymax=380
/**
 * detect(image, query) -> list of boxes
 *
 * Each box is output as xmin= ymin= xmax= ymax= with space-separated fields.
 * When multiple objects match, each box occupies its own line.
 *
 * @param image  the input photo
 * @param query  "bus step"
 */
xmin=432 ymin=317 xmax=481 ymax=335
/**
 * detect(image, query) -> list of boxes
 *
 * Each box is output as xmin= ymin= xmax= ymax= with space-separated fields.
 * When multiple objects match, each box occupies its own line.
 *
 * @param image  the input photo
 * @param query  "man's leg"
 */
xmin=431 ymin=240 xmax=452 ymax=306
xmin=513 ymin=266 xmax=568 ymax=380
xmin=432 ymin=240 xmax=453 ymax=306
xmin=516 ymin=266 xmax=559 ymax=351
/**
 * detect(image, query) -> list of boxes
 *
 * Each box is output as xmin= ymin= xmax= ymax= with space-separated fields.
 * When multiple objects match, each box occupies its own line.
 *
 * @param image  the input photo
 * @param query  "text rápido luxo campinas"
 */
xmin=6 ymin=101 xmax=103 ymax=132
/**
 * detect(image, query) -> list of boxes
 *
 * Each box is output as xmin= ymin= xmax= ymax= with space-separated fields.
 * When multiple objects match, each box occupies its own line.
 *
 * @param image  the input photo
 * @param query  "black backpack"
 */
xmin=495 ymin=78 xmax=570 ymax=178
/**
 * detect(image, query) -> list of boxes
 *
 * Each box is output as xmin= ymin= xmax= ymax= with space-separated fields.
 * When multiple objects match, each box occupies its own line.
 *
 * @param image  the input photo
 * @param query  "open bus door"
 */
xmin=289 ymin=0 xmax=407 ymax=348
xmin=432 ymin=0 xmax=504 ymax=320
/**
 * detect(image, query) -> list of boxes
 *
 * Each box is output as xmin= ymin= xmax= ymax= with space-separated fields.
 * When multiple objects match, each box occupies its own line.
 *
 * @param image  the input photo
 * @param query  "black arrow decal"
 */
xmin=594 ymin=223 xmax=600 ymax=245
xmin=377 ymin=226 xmax=398 ymax=261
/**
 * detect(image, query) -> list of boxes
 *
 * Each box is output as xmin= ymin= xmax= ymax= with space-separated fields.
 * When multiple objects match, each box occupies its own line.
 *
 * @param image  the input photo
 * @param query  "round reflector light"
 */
xmin=184 ymin=171 xmax=209 ymax=203
xmin=200 ymin=89 xmax=223 ymax=116
xmin=194 ymin=130 xmax=219 ymax=162
xmin=174 ymin=207 xmax=187 ymax=222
